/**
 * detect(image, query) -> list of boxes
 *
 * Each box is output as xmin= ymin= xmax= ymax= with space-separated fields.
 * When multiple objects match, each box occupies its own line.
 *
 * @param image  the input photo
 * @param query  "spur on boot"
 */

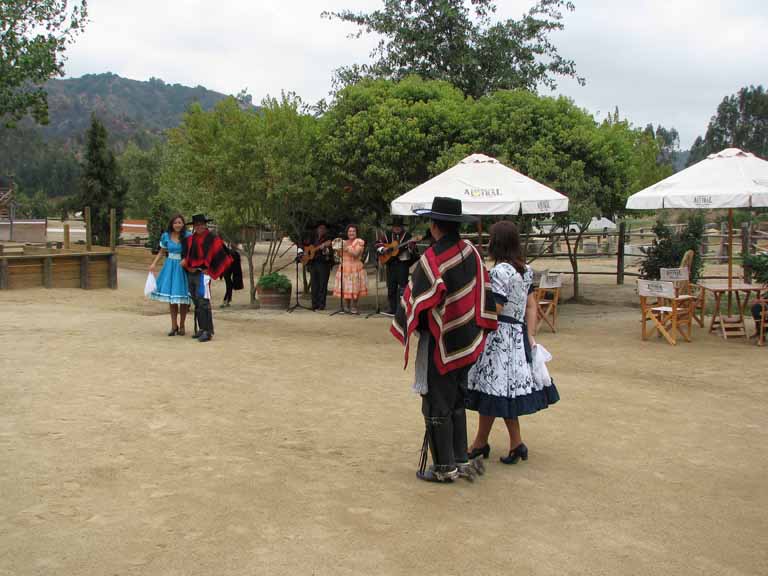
xmin=468 ymin=444 xmax=490 ymax=460
xmin=500 ymin=443 xmax=528 ymax=465
xmin=417 ymin=466 xmax=458 ymax=483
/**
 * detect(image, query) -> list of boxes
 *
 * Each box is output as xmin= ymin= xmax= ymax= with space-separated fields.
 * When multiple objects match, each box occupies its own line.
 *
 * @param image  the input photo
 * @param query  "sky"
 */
xmin=63 ymin=0 xmax=768 ymax=149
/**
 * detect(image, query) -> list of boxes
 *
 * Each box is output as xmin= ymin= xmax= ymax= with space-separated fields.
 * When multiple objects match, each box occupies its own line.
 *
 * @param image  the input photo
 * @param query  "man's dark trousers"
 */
xmin=387 ymin=260 xmax=410 ymax=314
xmin=309 ymin=260 xmax=332 ymax=310
xmin=188 ymin=270 xmax=214 ymax=335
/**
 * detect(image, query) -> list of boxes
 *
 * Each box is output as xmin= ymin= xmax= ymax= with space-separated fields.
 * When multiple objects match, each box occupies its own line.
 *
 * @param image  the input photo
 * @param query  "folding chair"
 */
xmin=678 ymin=250 xmax=706 ymax=327
xmin=536 ymin=272 xmax=562 ymax=333
xmin=638 ymin=279 xmax=694 ymax=345
xmin=661 ymin=266 xmax=705 ymax=327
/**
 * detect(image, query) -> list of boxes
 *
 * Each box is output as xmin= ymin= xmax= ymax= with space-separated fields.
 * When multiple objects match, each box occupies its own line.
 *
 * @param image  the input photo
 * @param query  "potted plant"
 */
xmin=256 ymin=272 xmax=292 ymax=309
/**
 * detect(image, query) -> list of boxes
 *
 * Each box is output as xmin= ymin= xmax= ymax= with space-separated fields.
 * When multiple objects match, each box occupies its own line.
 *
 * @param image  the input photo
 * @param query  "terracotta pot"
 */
xmin=257 ymin=288 xmax=291 ymax=310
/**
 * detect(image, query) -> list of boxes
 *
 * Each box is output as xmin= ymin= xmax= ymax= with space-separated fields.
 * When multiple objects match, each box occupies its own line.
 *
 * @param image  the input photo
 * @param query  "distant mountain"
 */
xmin=37 ymin=72 xmax=245 ymax=148
xmin=0 ymin=73 xmax=251 ymax=199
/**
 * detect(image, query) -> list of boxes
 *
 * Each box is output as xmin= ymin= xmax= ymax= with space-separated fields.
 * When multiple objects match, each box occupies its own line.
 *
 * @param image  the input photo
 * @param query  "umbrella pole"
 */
xmin=727 ymin=208 xmax=733 ymax=314
xmin=477 ymin=218 xmax=483 ymax=255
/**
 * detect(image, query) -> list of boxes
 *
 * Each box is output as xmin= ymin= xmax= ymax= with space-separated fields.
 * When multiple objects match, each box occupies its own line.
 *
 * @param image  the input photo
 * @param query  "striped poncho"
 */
xmin=391 ymin=236 xmax=498 ymax=375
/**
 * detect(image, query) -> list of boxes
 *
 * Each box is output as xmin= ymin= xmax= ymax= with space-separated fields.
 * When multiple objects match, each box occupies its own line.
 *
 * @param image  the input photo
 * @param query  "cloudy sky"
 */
xmin=64 ymin=0 xmax=767 ymax=148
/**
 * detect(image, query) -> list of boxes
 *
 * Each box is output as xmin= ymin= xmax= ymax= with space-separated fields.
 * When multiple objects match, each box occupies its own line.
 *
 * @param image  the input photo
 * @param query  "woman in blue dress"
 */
xmin=466 ymin=220 xmax=559 ymax=465
xmin=149 ymin=214 xmax=191 ymax=336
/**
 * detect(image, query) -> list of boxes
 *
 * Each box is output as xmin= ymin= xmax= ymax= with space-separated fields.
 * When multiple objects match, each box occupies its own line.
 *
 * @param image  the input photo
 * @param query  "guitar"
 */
xmin=301 ymin=240 xmax=333 ymax=265
xmin=378 ymin=235 xmax=423 ymax=266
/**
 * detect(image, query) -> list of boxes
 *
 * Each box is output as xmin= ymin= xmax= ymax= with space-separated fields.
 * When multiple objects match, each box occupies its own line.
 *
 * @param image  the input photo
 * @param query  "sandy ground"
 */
xmin=1 ymin=265 xmax=767 ymax=576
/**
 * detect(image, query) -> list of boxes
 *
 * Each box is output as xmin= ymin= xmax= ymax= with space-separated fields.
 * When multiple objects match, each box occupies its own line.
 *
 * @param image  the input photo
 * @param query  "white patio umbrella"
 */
xmin=390 ymin=153 xmax=569 ymax=216
xmin=626 ymin=147 xmax=768 ymax=289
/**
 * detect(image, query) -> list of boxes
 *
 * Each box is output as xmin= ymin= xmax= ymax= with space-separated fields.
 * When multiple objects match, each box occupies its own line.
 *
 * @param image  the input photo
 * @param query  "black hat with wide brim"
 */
xmin=191 ymin=213 xmax=214 ymax=225
xmin=413 ymin=196 xmax=477 ymax=223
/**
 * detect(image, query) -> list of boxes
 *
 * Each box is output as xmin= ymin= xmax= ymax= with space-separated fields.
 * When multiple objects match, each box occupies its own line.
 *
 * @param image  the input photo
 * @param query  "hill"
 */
xmin=40 ymin=72 xmax=243 ymax=147
xmin=0 ymin=73 xmax=251 ymax=199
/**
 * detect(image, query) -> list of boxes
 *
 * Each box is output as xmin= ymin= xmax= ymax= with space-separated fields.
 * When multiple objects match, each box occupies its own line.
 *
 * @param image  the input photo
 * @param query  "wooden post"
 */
xmin=742 ymin=222 xmax=752 ymax=284
xmin=0 ymin=258 xmax=7 ymax=289
xmin=719 ymin=222 xmax=727 ymax=263
xmin=727 ymin=208 xmax=733 ymax=313
xmin=109 ymin=208 xmax=117 ymax=250
xmin=85 ymin=206 xmax=92 ymax=251
xmin=109 ymin=254 xmax=118 ymax=289
xmin=43 ymin=256 xmax=53 ymax=288
xmin=80 ymin=255 xmax=90 ymax=289
xmin=63 ymin=223 xmax=71 ymax=249
xmin=617 ymin=222 xmax=626 ymax=285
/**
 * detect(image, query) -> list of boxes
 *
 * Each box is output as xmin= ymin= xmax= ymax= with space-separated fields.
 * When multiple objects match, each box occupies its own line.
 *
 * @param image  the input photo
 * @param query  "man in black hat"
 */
xmin=301 ymin=220 xmax=335 ymax=311
xmin=181 ymin=214 xmax=232 ymax=342
xmin=391 ymin=197 xmax=498 ymax=482
xmin=375 ymin=217 xmax=419 ymax=316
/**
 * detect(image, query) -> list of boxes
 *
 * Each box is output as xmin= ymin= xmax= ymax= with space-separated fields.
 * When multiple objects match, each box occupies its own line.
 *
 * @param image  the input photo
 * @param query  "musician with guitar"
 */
xmin=376 ymin=217 xmax=421 ymax=316
xmin=301 ymin=221 xmax=334 ymax=311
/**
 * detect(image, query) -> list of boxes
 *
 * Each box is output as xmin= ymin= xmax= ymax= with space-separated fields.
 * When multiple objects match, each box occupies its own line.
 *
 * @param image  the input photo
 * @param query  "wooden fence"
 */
xmin=0 ymin=207 xmax=118 ymax=291
xmin=466 ymin=221 xmax=768 ymax=285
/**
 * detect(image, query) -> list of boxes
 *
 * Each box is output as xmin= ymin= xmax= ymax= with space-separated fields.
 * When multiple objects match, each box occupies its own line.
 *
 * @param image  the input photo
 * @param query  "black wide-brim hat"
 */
xmin=413 ymin=196 xmax=477 ymax=223
xmin=191 ymin=213 xmax=214 ymax=225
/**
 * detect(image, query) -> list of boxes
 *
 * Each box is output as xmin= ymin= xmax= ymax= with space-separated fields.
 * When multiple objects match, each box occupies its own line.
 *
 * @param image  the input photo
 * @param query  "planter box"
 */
xmin=257 ymin=288 xmax=291 ymax=310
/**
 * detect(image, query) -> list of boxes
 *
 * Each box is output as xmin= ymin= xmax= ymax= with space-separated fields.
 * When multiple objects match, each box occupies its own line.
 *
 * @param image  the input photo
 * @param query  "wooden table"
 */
xmin=695 ymin=282 xmax=765 ymax=340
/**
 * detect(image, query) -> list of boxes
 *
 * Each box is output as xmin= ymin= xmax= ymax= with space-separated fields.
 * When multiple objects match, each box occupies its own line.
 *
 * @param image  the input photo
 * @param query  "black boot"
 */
xmin=417 ymin=416 xmax=458 ymax=483
xmin=452 ymin=407 xmax=483 ymax=479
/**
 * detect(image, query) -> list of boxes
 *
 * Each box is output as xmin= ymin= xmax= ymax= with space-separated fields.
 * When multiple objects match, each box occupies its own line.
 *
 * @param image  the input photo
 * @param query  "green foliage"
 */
xmin=14 ymin=189 xmax=50 ymax=218
xmin=256 ymin=272 xmax=291 ymax=294
xmin=119 ymin=142 xmax=163 ymax=218
xmin=0 ymin=0 xmax=88 ymax=126
xmin=323 ymin=0 xmax=583 ymax=98
xmin=688 ymin=85 xmax=768 ymax=165
xmin=146 ymin=194 xmax=172 ymax=253
xmin=745 ymin=254 xmax=768 ymax=286
xmin=78 ymin=115 xmax=125 ymax=245
xmin=0 ymin=123 xmax=80 ymax=197
xmin=640 ymin=213 xmax=706 ymax=282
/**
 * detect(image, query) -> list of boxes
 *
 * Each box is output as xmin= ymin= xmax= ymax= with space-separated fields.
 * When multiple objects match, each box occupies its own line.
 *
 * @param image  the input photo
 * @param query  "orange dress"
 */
xmin=333 ymin=238 xmax=368 ymax=298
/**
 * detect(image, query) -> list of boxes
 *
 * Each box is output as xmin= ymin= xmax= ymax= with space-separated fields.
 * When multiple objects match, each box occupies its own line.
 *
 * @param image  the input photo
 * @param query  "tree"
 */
xmin=161 ymin=97 xmax=323 ymax=304
xmin=322 ymin=0 xmax=583 ymax=98
xmin=78 ymin=115 xmax=125 ymax=245
xmin=119 ymin=142 xmax=163 ymax=218
xmin=688 ymin=85 xmax=768 ymax=165
xmin=1 ymin=0 xmax=88 ymax=125
xmin=319 ymin=76 xmax=471 ymax=225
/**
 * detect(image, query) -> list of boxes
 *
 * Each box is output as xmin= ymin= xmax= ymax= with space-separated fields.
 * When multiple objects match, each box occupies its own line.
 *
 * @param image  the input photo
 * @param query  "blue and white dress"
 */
xmin=467 ymin=262 xmax=559 ymax=418
xmin=150 ymin=231 xmax=191 ymax=305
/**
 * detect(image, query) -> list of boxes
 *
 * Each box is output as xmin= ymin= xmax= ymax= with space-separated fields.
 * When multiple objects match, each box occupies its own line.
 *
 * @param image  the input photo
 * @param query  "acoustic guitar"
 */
xmin=301 ymin=240 xmax=332 ymax=265
xmin=378 ymin=235 xmax=423 ymax=266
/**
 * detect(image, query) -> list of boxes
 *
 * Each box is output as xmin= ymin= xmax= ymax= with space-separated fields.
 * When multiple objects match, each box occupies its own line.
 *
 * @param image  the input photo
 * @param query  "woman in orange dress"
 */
xmin=333 ymin=224 xmax=368 ymax=314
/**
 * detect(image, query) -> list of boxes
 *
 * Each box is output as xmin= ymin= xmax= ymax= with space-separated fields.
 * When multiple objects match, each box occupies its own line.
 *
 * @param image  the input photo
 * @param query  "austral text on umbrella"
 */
xmin=464 ymin=188 xmax=501 ymax=197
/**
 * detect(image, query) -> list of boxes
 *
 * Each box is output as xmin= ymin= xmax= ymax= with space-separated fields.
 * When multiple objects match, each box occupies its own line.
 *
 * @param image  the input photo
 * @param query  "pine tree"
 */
xmin=79 ymin=115 xmax=125 ymax=245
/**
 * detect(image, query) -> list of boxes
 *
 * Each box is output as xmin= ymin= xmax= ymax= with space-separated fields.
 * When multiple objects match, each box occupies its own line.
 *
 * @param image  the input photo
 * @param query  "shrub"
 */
xmin=640 ymin=213 xmax=705 ymax=282
xmin=745 ymin=253 xmax=768 ymax=285
xmin=256 ymin=272 xmax=292 ymax=294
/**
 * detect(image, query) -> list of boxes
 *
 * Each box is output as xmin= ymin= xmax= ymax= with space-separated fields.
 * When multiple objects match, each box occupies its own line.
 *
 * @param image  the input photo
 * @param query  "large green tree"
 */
xmin=78 ymin=115 xmax=125 ymax=245
xmin=161 ymin=96 xmax=322 ymax=304
xmin=323 ymin=0 xmax=583 ymax=98
xmin=0 ymin=0 xmax=88 ymax=125
xmin=118 ymin=142 xmax=163 ymax=219
xmin=688 ymin=85 xmax=768 ymax=165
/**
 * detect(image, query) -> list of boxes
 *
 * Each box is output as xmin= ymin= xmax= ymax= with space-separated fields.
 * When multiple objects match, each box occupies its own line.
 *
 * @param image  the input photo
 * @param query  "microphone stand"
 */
xmin=366 ymin=245 xmax=387 ymax=319
xmin=287 ymin=248 xmax=311 ymax=313
xmin=330 ymin=237 xmax=348 ymax=316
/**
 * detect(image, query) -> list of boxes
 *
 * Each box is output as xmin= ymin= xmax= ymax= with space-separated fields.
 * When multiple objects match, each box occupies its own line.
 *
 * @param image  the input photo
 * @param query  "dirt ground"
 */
xmin=1 ymin=263 xmax=767 ymax=576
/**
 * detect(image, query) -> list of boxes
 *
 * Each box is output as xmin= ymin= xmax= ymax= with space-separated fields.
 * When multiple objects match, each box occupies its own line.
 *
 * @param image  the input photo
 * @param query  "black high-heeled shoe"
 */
xmin=468 ymin=444 xmax=491 ymax=460
xmin=500 ymin=443 xmax=528 ymax=465
xmin=167 ymin=328 xmax=179 ymax=337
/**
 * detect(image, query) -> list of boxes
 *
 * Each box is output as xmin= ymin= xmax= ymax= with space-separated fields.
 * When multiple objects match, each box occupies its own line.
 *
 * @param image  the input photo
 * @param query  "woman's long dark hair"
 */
xmin=488 ymin=220 xmax=526 ymax=275
xmin=167 ymin=214 xmax=187 ymax=240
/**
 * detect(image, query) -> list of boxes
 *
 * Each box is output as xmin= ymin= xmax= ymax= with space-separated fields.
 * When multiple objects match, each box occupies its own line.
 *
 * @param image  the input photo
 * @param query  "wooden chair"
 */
xmin=536 ymin=272 xmax=562 ymax=333
xmin=638 ymin=279 xmax=694 ymax=345
xmin=756 ymin=299 xmax=768 ymax=347
xmin=678 ymin=250 xmax=706 ymax=327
